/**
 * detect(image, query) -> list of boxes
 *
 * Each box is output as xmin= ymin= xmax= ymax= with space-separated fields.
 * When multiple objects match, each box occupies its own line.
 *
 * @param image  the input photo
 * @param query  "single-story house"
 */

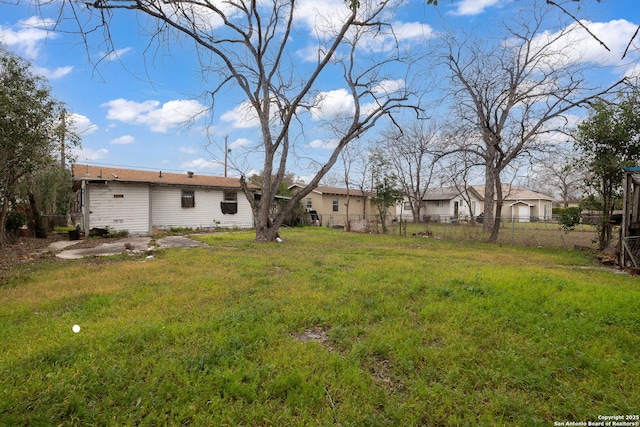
xmin=71 ymin=164 xmax=258 ymax=235
xmin=289 ymin=184 xmax=378 ymax=227
xmin=398 ymin=185 xmax=554 ymax=223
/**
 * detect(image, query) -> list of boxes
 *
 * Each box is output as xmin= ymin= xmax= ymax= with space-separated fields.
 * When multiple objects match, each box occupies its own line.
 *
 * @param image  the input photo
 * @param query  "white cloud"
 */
xmin=180 ymin=158 xmax=219 ymax=171
xmin=103 ymin=99 xmax=159 ymax=122
xmin=296 ymin=44 xmax=324 ymax=63
xmin=71 ymin=146 xmax=109 ymax=161
xmin=450 ymin=0 xmax=501 ymax=16
xmin=308 ymin=82 xmax=404 ymax=121
xmin=310 ymin=89 xmax=355 ymax=121
xmin=306 ymin=138 xmax=338 ymax=149
xmin=33 ymin=65 xmax=73 ymax=80
xmin=541 ymin=114 xmax=583 ymax=145
xmin=145 ymin=100 xmax=208 ymax=132
xmin=360 ymin=21 xmax=434 ymax=53
xmin=229 ymin=137 xmax=253 ymax=150
xmin=372 ymin=79 xmax=405 ymax=96
xmin=102 ymin=98 xmax=208 ymax=133
xmin=0 ymin=16 xmax=56 ymax=59
xmin=101 ymin=47 xmax=132 ymax=62
xmin=109 ymin=135 xmax=135 ymax=145
xmin=295 ymin=0 xmax=351 ymax=35
xmin=393 ymin=21 xmax=434 ymax=41
xmin=529 ymin=19 xmax=640 ymax=70
xmin=625 ymin=62 xmax=640 ymax=80
xmin=220 ymin=101 xmax=261 ymax=129
xmin=69 ymin=113 xmax=99 ymax=136
xmin=294 ymin=2 xmax=432 ymax=57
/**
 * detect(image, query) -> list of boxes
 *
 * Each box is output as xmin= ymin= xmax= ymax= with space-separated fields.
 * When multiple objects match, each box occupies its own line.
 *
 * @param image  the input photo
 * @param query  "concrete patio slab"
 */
xmin=54 ymin=235 xmax=208 ymax=260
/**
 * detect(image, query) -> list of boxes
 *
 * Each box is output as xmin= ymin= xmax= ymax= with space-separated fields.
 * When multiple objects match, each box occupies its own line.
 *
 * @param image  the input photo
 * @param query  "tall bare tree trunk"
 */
xmin=489 ymin=176 xmax=503 ymax=242
xmin=483 ymin=165 xmax=495 ymax=234
xmin=0 ymin=201 xmax=9 ymax=247
xmin=29 ymin=192 xmax=47 ymax=239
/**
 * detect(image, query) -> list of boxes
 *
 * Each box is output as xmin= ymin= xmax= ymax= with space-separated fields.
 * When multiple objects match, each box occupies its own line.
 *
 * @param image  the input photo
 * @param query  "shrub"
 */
xmin=558 ymin=207 xmax=581 ymax=231
xmin=5 ymin=211 xmax=26 ymax=231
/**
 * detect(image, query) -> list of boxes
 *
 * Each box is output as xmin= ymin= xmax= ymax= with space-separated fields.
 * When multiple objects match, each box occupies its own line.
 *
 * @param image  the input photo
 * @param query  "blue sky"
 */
xmin=1 ymin=0 xmax=638 ymax=181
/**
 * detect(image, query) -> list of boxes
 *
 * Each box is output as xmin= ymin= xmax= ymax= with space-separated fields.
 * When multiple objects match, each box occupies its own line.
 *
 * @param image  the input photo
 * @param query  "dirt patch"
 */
xmin=0 ymin=234 xmax=124 ymax=275
xmin=367 ymin=358 xmax=406 ymax=394
xmin=1 ymin=234 xmax=64 ymax=272
xmin=291 ymin=326 xmax=334 ymax=352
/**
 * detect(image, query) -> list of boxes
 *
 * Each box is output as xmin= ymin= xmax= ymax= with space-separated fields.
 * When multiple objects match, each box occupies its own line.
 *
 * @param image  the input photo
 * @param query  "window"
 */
xmin=436 ymin=200 xmax=443 ymax=208
xmin=332 ymin=198 xmax=339 ymax=212
xmin=221 ymin=191 xmax=238 ymax=214
xmin=182 ymin=190 xmax=195 ymax=208
xmin=306 ymin=198 xmax=313 ymax=210
xmin=404 ymin=202 xmax=411 ymax=210
xmin=223 ymin=191 xmax=237 ymax=202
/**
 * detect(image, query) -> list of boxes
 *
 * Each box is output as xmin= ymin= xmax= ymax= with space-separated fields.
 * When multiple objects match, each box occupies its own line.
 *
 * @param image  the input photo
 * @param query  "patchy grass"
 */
xmin=1 ymin=227 xmax=638 ymax=426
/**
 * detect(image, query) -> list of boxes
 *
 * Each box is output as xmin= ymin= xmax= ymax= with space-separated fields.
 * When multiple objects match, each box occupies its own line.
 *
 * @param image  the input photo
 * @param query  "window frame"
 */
xmin=181 ymin=190 xmax=195 ymax=208
xmin=223 ymin=191 xmax=237 ymax=202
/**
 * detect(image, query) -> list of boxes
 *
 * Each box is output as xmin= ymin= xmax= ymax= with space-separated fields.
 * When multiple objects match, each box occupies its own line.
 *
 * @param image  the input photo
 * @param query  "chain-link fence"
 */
xmin=403 ymin=219 xmax=604 ymax=250
xmin=316 ymin=214 xmax=610 ymax=251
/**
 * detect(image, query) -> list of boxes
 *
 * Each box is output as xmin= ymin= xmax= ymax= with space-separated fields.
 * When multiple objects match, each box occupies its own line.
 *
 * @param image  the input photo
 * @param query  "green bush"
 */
xmin=5 ymin=210 xmax=26 ymax=231
xmin=558 ymin=207 xmax=581 ymax=231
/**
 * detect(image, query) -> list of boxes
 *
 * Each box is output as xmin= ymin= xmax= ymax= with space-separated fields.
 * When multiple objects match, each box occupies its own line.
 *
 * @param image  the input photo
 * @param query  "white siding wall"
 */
xmin=151 ymin=187 xmax=254 ymax=230
xmin=88 ymin=182 xmax=150 ymax=235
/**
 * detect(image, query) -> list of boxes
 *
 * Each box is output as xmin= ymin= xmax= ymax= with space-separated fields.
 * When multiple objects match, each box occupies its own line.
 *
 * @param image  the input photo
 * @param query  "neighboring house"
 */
xmin=71 ymin=164 xmax=258 ymax=236
xmin=289 ymin=184 xmax=376 ymax=227
xmin=398 ymin=187 xmax=479 ymax=223
xmin=398 ymin=185 xmax=554 ymax=223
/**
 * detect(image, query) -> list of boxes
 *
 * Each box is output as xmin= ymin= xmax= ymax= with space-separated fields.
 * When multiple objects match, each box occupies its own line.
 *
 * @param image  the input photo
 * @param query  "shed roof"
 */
xmin=72 ymin=164 xmax=258 ymax=189
xmin=289 ymin=183 xmax=369 ymax=197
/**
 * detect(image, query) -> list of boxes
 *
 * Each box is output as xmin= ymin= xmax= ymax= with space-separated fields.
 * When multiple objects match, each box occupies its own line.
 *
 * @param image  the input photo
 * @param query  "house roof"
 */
xmin=72 ymin=164 xmax=258 ymax=189
xmin=421 ymin=187 xmax=461 ymax=200
xmin=290 ymin=183 xmax=369 ymax=197
xmin=470 ymin=185 xmax=553 ymax=202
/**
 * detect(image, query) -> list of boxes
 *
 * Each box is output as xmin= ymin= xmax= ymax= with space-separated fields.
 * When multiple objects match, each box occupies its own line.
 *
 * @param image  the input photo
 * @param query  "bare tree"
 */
xmin=527 ymin=149 xmax=585 ymax=207
xmin=441 ymin=1 xmax=624 ymax=242
xmin=379 ymin=120 xmax=443 ymax=223
xmin=54 ymin=0 xmax=419 ymax=242
xmin=336 ymin=140 xmax=367 ymax=231
xmin=441 ymin=145 xmax=483 ymax=222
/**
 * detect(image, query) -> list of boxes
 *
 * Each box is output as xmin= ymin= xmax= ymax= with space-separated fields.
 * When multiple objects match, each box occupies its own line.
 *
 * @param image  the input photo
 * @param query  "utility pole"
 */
xmin=224 ymin=135 xmax=228 ymax=178
xmin=60 ymin=109 xmax=66 ymax=170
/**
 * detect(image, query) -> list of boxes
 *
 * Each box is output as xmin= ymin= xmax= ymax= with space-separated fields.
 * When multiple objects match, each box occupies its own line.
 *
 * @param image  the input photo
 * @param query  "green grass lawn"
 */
xmin=1 ymin=228 xmax=638 ymax=426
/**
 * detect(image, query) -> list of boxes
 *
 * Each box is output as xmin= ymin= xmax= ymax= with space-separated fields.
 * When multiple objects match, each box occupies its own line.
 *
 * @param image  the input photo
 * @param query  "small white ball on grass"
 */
xmin=72 ymin=324 xmax=81 ymax=333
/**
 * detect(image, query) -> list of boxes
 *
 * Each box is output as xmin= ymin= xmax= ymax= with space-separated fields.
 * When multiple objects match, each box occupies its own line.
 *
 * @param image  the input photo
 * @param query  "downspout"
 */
xmin=148 ymin=186 xmax=153 ymax=235
xmin=82 ymin=180 xmax=90 ymax=236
